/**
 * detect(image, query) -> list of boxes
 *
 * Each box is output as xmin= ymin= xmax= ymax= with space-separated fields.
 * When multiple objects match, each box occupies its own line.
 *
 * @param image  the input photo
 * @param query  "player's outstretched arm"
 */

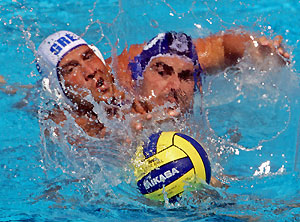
xmin=193 ymin=30 xmax=290 ymax=74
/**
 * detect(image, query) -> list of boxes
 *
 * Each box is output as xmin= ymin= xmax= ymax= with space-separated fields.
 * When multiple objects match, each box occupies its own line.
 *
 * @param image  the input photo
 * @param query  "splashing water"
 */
xmin=1 ymin=0 xmax=300 ymax=221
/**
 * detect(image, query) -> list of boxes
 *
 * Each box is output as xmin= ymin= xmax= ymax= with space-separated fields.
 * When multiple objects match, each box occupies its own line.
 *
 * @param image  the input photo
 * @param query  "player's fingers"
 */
xmin=167 ymin=109 xmax=180 ymax=117
xmin=273 ymin=35 xmax=283 ymax=47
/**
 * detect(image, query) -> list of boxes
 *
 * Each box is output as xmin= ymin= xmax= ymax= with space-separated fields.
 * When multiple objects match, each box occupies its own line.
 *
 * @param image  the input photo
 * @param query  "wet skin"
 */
xmin=138 ymin=55 xmax=195 ymax=112
xmin=57 ymin=45 xmax=116 ymax=106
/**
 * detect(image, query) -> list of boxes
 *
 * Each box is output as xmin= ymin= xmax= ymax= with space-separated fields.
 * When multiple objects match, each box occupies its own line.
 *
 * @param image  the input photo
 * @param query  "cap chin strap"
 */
xmin=89 ymin=44 xmax=106 ymax=65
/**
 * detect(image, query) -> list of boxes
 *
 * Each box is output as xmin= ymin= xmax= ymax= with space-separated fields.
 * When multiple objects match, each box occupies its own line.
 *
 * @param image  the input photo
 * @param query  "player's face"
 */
xmin=139 ymin=55 xmax=195 ymax=111
xmin=58 ymin=45 xmax=115 ymax=105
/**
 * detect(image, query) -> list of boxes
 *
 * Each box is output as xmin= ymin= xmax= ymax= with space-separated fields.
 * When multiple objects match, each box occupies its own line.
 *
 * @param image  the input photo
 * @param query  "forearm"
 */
xmin=194 ymin=30 xmax=288 ymax=74
xmin=193 ymin=35 xmax=225 ymax=74
xmin=222 ymin=31 xmax=253 ymax=66
xmin=193 ymin=31 xmax=253 ymax=73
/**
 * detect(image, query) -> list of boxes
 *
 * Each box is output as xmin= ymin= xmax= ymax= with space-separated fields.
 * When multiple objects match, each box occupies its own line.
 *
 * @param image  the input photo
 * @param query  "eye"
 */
xmin=83 ymin=49 xmax=94 ymax=60
xmin=60 ymin=62 xmax=79 ymax=76
xmin=151 ymin=62 xmax=174 ymax=77
xmin=162 ymin=64 xmax=174 ymax=76
xmin=96 ymin=77 xmax=104 ymax=87
xmin=66 ymin=67 xmax=74 ymax=74
xmin=178 ymin=70 xmax=193 ymax=81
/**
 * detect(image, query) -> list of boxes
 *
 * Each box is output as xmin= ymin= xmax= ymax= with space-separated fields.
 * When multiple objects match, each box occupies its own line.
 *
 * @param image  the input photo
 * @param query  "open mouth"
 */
xmin=96 ymin=77 xmax=109 ymax=93
xmin=166 ymin=89 xmax=189 ymax=108
xmin=96 ymin=77 xmax=104 ymax=88
xmin=166 ymin=95 xmax=177 ymax=104
xmin=167 ymin=89 xmax=181 ymax=104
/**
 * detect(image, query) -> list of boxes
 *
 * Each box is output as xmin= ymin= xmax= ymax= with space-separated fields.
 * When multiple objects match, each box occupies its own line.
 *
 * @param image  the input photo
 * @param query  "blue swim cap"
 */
xmin=129 ymin=31 xmax=203 ymax=89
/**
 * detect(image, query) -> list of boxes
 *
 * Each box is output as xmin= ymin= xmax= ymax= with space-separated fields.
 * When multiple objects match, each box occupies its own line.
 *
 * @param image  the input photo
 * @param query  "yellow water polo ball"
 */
xmin=133 ymin=131 xmax=211 ymax=202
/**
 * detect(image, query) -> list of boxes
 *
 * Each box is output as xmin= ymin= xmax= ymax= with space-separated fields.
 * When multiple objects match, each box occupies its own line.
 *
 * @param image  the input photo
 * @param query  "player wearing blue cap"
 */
xmin=129 ymin=32 xmax=202 ymax=114
xmin=113 ymin=31 xmax=289 ymax=118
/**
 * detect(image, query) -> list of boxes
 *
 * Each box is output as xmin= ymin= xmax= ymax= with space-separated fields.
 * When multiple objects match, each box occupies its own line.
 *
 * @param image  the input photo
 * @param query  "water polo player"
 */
xmin=36 ymin=31 xmax=124 ymax=138
xmin=115 ymin=30 xmax=289 ymax=100
xmin=129 ymin=32 xmax=202 ymax=114
xmin=106 ymin=30 xmax=289 ymax=128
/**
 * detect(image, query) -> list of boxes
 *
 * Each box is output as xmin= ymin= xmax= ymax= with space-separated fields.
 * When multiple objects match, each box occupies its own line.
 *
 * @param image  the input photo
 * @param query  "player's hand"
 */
xmin=250 ymin=35 xmax=291 ymax=68
xmin=257 ymin=35 xmax=290 ymax=60
xmin=130 ymin=100 xmax=180 ymax=131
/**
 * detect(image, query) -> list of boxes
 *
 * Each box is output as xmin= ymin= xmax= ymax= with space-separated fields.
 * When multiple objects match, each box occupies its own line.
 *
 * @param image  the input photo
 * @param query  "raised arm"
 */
xmin=110 ymin=43 xmax=145 ymax=92
xmin=193 ymin=31 xmax=289 ymax=74
xmin=111 ymin=30 xmax=290 ymax=92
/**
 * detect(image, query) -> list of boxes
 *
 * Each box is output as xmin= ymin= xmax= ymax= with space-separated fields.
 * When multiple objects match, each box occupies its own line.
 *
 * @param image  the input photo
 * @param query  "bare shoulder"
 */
xmin=47 ymin=108 xmax=67 ymax=125
xmin=74 ymin=114 xmax=106 ymax=138
xmin=127 ymin=43 xmax=145 ymax=60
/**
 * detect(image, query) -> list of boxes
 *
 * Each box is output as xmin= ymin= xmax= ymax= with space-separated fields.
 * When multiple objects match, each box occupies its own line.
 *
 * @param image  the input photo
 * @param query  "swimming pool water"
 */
xmin=1 ymin=0 xmax=300 ymax=221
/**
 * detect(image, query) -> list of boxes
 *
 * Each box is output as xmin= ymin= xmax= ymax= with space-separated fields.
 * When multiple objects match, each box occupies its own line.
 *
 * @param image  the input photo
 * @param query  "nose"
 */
xmin=167 ymin=74 xmax=181 ymax=90
xmin=82 ymin=63 xmax=96 ymax=81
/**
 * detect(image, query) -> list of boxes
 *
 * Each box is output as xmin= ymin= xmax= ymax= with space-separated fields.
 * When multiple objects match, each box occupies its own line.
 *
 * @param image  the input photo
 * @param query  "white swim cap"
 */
xmin=36 ymin=30 xmax=106 ymax=107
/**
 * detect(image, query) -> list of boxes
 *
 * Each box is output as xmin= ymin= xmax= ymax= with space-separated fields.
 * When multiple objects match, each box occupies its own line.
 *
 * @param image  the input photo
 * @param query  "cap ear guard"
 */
xmin=36 ymin=55 xmax=74 ymax=108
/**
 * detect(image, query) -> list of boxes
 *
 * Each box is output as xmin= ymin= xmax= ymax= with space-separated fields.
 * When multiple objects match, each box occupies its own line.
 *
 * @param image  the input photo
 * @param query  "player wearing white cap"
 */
xmin=36 ymin=31 xmax=124 ymax=138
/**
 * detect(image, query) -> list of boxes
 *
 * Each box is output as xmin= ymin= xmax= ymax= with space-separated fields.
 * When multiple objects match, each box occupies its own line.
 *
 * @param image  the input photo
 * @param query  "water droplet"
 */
xmin=150 ymin=19 xmax=158 ymax=28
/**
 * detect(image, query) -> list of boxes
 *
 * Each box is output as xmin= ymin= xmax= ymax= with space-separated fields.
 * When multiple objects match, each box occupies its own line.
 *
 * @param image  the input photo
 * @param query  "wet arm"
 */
xmin=74 ymin=114 xmax=107 ymax=138
xmin=111 ymin=43 xmax=145 ymax=91
xmin=47 ymin=108 xmax=106 ymax=140
xmin=193 ymin=35 xmax=226 ymax=73
xmin=222 ymin=32 xmax=288 ymax=67
xmin=0 ymin=75 xmax=17 ymax=94
xmin=193 ymin=31 xmax=289 ymax=74
xmin=0 ymin=74 xmax=34 ymax=95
